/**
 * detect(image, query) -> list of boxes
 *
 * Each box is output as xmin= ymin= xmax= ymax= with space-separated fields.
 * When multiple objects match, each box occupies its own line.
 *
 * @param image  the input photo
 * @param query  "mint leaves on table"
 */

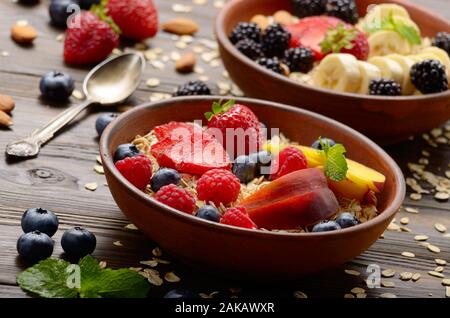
xmin=364 ymin=13 xmax=421 ymax=45
xmin=17 ymin=255 xmax=150 ymax=298
xmin=319 ymin=138 xmax=348 ymax=182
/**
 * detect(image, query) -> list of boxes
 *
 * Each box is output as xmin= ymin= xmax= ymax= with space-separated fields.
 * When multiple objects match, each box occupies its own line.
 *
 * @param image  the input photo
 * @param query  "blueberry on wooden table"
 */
xmin=164 ymin=288 xmax=199 ymax=299
xmin=39 ymin=71 xmax=75 ymax=101
xmin=151 ymin=168 xmax=181 ymax=192
xmin=21 ymin=207 xmax=59 ymax=237
xmin=49 ymin=0 xmax=79 ymax=28
xmin=336 ymin=212 xmax=360 ymax=229
xmin=95 ymin=113 xmax=118 ymax=136
xmin=17 ymin=231 xmax=54 ymax=264
xmin=196 ymin=205 xmax=221 ymax=223
xmin=113 ymin=143 xmax=140 ymax=162
xmin=61 ymin=227 xmax=96 ymax=259
xmin=312 ymin=220 xmax=342 ymax=232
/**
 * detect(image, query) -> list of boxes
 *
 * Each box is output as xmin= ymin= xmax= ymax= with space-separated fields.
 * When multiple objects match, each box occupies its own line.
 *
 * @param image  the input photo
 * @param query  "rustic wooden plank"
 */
xmin=0 ymin=0 xmax=449 ymax=299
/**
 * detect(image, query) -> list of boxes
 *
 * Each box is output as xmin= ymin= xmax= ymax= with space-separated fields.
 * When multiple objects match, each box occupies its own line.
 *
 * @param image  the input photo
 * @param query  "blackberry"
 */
xmin=283 ymin=47 xmax=314 ymax=73
xmin=230 ymin=22 xmax=261 ymax=44
xmin=432 ymin=32 xmax=450 ymax=56
xmin=261 ymin=24 xmax=291 ymax=57
xmin=257 ymin=57 xmax=283 ymax=74
xmin=292 ymin=0 xmax=326 ymax=18
xmin=410 ymin=60 xmax=448 ymax=94
xmin=173 ymin=80 xmax=211 ymax=97
xmin=325 ymin=0 xmax=359 ymax=24
xmin=235 ymin=38 xmax=262 ymax=60
xmin=369 ymin=79 xmax=402 ymax=96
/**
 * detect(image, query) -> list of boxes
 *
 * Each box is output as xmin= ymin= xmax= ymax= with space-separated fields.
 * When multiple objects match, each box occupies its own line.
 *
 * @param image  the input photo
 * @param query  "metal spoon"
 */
xmin=6 ymin=52 xmax=146 ymax=158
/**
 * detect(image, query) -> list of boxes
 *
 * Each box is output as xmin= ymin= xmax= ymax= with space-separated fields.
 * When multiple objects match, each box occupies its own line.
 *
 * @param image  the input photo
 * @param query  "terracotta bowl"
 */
xmin=100 ymin=96 xmax=405 ymax=279
xmin=215 ymin=0 xmax=450 ymax=145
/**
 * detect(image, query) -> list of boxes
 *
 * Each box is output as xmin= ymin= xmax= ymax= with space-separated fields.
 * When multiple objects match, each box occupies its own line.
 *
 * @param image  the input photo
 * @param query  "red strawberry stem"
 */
xmin=91 ymin=0 xmax=121 ymax=34
xmin=204 ymin=99 xmax=235 ymax=121
xmin=320 ymin=23 xmax=358 ymax=54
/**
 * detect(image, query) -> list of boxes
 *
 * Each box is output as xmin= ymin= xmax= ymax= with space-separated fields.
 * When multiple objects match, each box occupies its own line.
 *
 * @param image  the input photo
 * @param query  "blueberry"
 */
xmin=311 ymin=138 xmax=336 ymax=150
xmin=49 ymin=0 xmax=78 ymax=28
xmin=312 ymin=220 xmax=341 ymax=232
xmin=21 ymin=208 xmax=59 ymax=237
xmin=61 ymin=227 xmax=96 ymax=259
xmin=164 ymin=288 xmax=199 ymax=299
xmin=39 ymin=71 xmax=75 ymax=101
xmin=78 ymin=0 xmax=100 ymax=9
xmin=113 ymin=143 xmax=140 ymax=162
xmin=95 ymin=113 xmax=118 ymax=136
xmin=336 ymin=212 xmax=360 ymax=229
xmin=151 ymin=168 xmax=181 ymax=192
xmin=232 ymin=155 xmax=257 ymax=183
xmin=248 ymin=150 xmax=272 ymax=176
xmin=196 ymin=205 xmax=221 ymax=222
xmin=17 ymin=231 xmax=54 ymax=264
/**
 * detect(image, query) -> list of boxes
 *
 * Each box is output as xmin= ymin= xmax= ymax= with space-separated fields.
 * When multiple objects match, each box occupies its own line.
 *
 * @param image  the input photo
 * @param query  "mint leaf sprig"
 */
xmin=17 ymin=255 xmax=150 ymax=298
xmin=319 ymin=138 xmax=348 ymax=182
xmin=364 ymin=13 xmax=421 ymax=45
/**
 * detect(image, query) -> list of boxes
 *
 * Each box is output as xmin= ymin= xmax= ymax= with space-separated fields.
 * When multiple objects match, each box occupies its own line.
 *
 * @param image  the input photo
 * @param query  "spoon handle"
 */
xmin=30 ymin=100 xmax=93 ymax=146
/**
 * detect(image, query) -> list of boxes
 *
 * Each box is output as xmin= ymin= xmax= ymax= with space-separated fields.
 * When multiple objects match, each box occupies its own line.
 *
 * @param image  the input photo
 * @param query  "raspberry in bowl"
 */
xmin=215 ymin=0 xmax=450 ymax=144
xmin=100 ymin=96 xmax=405 ymax=278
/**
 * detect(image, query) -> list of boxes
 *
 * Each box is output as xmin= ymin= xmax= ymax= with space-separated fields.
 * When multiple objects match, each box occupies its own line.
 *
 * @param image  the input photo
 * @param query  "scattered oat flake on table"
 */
xmin=93 ymin=165 xmax=104 ymax=174
xmin=381 ymin=269 xmax=396 ymax=278
xmin=146 ymin=78 xmax=160 ymax=87
xmin=399 ymin=272 xmax=413 ymax=281
xmin=380 ymin=293 xmax=396 ymax=298
xmin=145 ymin=269 xmax=164 ymax=286
xmin=1 ymin=51 xmax=9 ymax=57
xmin=344 ymin=269 xmax=360 ymax=276
xmin=435 ymin=192 xmax=450 ymax=201
xmin=414 ymin=235 xmax=429 ymax=241
xmin=427 ymin=244 xmax=441 ymax=253
xmin=113 ymin=240 xmax=123 ymax=247
xmin=164 ymin=271 xmax=181 ymax=283
xmin=172 ymin=3 xmax=192 ymax=12
xmin=154 ymin=257 xmax=171 ymax=264
xmin=434 ymin=223 xmax=447 ymax=233
xmin=193 ymin=0 xmax=208 ymax=4
xmin=99 ymin=261 xmax=107 ymax=269
xmin=442 ymin=279 xmax=450 ymax=286
xmin=152 ymin=247 xmax=162 ymax=257
xmin=213 ymin=0 xmax=224 ymax=8
xmin=400 ymin=217 xmax=409 ymax=225
xmin=428 ymin=271 xmax=445 ymax=278
xmin=446 ymin=287 xmax=450 ymax=298
xmin=387 ymin=222 xmax=401 ymax=231
xmin=356 ymin=293 xmax=367 ymax=298
xmin=199 ymin=291 xmax=219 ymax=298
xmin=381 ymin=280 xmax=395 ymax=288
xmin=84 ymin=182 xmax=98 ymax=191
xmin=129 ymin=267 xmax=142 ymax=272
xmin=401 ymin=251 xmax=415 ymax=258
xmin=72 ymin=90 xmax=84 ymax=100
xmin=435 ymin=259 xmax=447 ymax=266
xmin=410 ymin=193 xmax=422 ymax=201
xmin=124 ymin=223 xmax=138 ymax=230
xmin=140 ymin=260 xmax=158 ymax=267
xmin=56 ymin=33 xmax=64 ymax=42
xmin=96 ymin=155 xmax=102 ymax=165
xmin=350 ymin=287 xmax=365 ymax=294
xmin=293 ymin=291 xmax=307 ymax=298
xmin=405 ymin=207 xmax=419 ymax=214
xmin=435 ymin=266 xmax=444 ymax=273
xmin=344 ymin=293 xmax=355 ymax=298
xmin=412 ymin=273 xmax=421 ymax=282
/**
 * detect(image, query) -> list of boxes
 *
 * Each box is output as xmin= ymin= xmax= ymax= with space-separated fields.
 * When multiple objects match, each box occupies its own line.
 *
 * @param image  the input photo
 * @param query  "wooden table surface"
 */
xmin=0 ymin=0 xmax=449 ymax=299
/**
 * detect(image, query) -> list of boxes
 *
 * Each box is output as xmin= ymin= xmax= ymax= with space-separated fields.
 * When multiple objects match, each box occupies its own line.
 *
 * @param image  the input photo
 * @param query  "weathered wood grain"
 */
xmin=0 ymin=0 xmax=449 ymax=298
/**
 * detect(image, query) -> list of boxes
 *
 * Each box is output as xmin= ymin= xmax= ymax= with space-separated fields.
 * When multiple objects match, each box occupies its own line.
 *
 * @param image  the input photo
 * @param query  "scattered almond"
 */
xmin=250 ymin=14 xmax=269 ymax=30
xmin=11 ymin=23 xmax=38 ymax=44
xmin=175 ymin=52 xmax=196 ymax=73
xmin=0 ymin=94 xmax=15 ymax=113
xmin=273 ymin=10 xmax=294 ymax=25
xmin=162 ymin=18 xmax=199 ymax=35
xmin=0 ymin=110 xmax=13 ymax=127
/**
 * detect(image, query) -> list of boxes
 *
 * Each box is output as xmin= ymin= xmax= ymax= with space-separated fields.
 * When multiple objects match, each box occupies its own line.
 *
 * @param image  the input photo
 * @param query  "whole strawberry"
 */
xmin=220 ymin=207 xmax=257 ymax=229
xmin=270 ymin=146 xmax=307 ymax=180
xmin=64 ymin=11 xmax=119 ymax=65
xmin=206 ymin=100 xmax=264 ymax=158
xmin=320 ymin=23 xmax=369 ymax=61
xmin=107 ymin=0 xmax=158 ymax=41
xmin=115 ymin=154 xmax=152 ymax=190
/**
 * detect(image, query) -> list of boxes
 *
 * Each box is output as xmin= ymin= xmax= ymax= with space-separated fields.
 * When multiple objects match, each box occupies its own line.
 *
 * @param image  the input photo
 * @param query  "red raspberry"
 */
xmin=107 ymin=0 xmax=158 ymax=41
xmin=155 ymin=184 xmax=196 ymax=214
xmin=270 ymin=146 xmax=307 ymax=180
xmin=196 ymin=169 xmax=240 ymax=206
xmin=64 ymin=11 xmax=119 ymax=65
xmin=115 ymin=154 xmax=152 ymax=190
xmin=220 ymin=207 xmax=256 ymax=229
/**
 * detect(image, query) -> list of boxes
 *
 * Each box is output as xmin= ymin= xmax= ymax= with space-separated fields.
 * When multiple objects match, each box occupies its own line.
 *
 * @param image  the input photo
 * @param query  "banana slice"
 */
xmin=384 ymin=54 xmax=416 ymax=95
xmin=357 ymin=61 xmax=381 ymax=94
xmin=368 ymin=56 xmax=404 ymax=85
xmin=368 ymin=31 xmax=412 ymax=57
xmin=364 ymin=4 xmax=410 ymax=27
xmin=420 ymin=46 xmax=450 ymax=75
xmin=313 ymin=54 xmax=361 ymax=93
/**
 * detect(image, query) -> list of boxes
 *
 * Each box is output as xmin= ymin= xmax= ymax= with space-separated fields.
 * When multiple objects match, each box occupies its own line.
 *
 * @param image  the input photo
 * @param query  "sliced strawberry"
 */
xmin=150 ymin=122 xmax=231 ymax=175
xmin=287 ymin=16 xmax=344 ymax=60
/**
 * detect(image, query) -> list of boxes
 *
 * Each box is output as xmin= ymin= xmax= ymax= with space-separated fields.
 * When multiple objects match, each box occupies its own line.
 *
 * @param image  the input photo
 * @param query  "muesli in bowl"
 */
xmin=112 ymin=99 xmax=385 ymax=232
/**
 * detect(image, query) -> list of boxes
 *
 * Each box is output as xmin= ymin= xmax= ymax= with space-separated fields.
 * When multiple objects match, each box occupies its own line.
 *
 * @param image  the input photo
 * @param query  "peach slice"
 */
xmin=241 ymin=168 xmax=339 ymax=229
xmin=346 ymin=159 xmax=385 ymax=193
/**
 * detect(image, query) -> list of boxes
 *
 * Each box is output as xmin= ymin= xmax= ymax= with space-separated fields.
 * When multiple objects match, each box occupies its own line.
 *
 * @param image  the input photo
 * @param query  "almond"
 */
xmin=175 ymin=52 xmax=196 ymax=73
xmin=0 ymin=94 xmax=15 ymax=113
xmin=251 ymin=14 xmax=269 ymax=30
xmin=0 ymin=110 xmax=13 ymax=127
xmin=11 ymin=23 xmax=38 ymax=44
xmin=273 ymin=10 xmax=294 ymax=26
xmin=162 ymin=18 xmax=199 ymax=35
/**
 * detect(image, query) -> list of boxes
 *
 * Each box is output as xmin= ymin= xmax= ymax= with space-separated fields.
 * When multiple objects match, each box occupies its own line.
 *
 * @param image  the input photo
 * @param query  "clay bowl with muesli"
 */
xmin=216 ymin=0 xmax=450 ymax=145
xmin=100 ymin=96 xmax=405 ymax=279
